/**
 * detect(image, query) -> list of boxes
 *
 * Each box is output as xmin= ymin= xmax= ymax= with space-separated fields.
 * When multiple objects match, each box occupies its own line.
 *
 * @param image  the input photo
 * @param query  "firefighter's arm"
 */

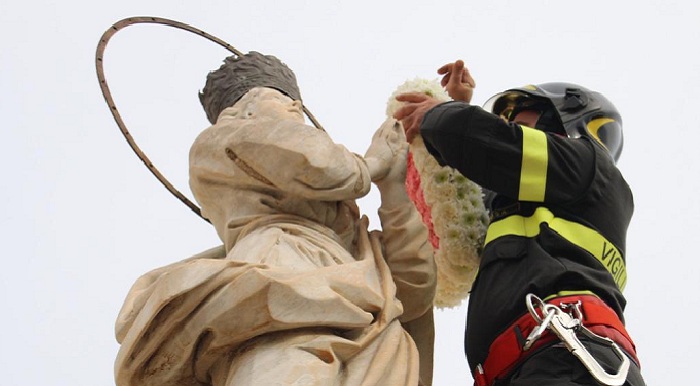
xmin=420 ymin=102 xmax=596 ymax=203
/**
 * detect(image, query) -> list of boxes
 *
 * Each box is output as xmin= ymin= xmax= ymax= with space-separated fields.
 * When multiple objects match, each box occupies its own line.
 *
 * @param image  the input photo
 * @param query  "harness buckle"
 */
xmin=560 ymin=299 xmax=583 ymax=320
xmin=525 ymin=294 xmax=630 ymax=386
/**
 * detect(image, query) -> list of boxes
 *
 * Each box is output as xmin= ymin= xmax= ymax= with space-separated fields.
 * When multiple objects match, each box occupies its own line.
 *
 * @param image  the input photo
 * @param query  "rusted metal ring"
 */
xmin=95 ymin=16 xmax=323 ymax=222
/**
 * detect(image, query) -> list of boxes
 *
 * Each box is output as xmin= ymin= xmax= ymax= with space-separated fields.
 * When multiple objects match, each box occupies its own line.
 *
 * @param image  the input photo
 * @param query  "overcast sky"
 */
xmin=2 ymin=1 xmax=698 ymax=385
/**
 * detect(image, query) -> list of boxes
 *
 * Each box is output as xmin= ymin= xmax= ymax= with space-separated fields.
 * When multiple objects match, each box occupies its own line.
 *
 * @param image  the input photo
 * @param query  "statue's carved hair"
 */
xmin=199 ymin=51 xmax=301 ymax=124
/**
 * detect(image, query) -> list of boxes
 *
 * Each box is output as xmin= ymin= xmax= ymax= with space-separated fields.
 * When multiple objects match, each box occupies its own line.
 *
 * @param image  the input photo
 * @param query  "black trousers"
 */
xmin=496 ymin=338 xmax=645 ymax=386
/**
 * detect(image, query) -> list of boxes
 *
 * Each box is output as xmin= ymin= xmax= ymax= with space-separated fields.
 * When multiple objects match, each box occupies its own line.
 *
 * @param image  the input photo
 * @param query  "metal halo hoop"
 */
xmin=95 ymin=16 xmax=324 ymax=223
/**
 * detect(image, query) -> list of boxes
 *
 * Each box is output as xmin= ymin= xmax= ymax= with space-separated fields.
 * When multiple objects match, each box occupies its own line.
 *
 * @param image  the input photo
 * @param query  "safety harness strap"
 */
xmin=473 ymin=294 xmax=638 ymax=386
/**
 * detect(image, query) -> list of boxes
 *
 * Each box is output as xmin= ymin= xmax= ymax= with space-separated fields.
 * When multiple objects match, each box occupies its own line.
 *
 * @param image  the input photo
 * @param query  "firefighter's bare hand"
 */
xmin=438 ymin=59 xmax=475 ymax=103
xmin=393 ymin=93 xmax=443 ymax=142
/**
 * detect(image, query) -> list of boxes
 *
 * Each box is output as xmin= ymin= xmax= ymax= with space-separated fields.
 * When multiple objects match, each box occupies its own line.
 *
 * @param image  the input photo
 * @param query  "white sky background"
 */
xmin=1 ymin=1 xmax=698 ymax=385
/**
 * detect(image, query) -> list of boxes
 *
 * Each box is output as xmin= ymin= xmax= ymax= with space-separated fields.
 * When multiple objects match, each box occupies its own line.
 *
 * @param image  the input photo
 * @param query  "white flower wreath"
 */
xmin=386 ymin=78 xmax=490 ymax=308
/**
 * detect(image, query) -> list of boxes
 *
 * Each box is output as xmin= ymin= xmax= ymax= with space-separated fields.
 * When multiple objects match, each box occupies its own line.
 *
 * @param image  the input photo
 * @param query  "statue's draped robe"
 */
xmin=115 ymin=108 xmax=437 ymax=386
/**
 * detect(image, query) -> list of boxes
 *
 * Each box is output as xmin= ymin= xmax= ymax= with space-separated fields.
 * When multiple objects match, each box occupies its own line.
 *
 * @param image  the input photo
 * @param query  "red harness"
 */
xmin=473 ymin=294 xmax=639 ymax=386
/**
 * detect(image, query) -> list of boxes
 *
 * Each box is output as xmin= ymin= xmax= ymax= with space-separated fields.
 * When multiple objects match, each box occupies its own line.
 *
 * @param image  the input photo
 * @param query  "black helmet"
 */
xmin=484 ymin=82 xmax=623 ymax=162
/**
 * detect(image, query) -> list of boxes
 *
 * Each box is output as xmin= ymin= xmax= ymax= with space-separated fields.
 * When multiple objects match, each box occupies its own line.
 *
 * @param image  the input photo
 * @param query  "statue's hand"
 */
xmin=364 ymin=155 xmax=390 ymax=183
xmin=364 ymin=118 xmax=409 ymax=204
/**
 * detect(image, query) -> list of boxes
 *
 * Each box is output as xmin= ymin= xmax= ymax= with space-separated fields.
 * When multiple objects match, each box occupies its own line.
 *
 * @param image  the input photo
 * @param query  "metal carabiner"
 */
xmin=525 ymin=293 xmax=547 ymax=323
xmin=523 ymin=305 xmax=557 ymax=350
xmin=523 ymin=293 xmax=556 ymax=350
xmin=548 ymin=307 xmax=630 ymax=386
xmin=524 ymin=294 xmax=630 ymax=386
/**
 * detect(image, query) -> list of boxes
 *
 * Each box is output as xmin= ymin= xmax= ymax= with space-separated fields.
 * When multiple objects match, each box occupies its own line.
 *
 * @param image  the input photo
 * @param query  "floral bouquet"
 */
xmin=386 ymin=78 xmax=489 ymax=308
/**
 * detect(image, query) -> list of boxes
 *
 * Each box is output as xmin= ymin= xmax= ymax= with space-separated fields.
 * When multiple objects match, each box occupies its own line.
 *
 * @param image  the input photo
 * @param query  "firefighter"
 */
xmin=394 ymin=60 xmax=645 ymax=386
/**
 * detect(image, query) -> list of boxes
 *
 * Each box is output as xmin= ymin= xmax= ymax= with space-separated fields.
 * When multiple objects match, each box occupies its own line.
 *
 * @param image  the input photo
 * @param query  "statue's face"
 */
xmin=251 ymin=88 xmax=304 ymax=122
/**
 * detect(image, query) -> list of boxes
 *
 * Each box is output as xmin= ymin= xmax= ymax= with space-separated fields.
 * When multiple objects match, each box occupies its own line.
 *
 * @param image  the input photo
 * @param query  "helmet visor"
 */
xmin=484 ymin=92 xmax=565 ymax=135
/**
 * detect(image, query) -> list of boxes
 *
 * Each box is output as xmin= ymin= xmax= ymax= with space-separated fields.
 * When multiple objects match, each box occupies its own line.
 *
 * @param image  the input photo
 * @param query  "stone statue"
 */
xmin=114 ymin=52 xmax=437 ymax=386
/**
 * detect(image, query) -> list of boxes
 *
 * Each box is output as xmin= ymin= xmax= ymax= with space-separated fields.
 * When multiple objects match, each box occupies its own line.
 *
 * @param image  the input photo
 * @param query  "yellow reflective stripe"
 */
xmin=519 ymin=126 xmax=548 ymax=202
xmin=543 ymin=290 xmax=598 ymax=301
xmin=485 ymin=207 xmax=627 ymax=291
